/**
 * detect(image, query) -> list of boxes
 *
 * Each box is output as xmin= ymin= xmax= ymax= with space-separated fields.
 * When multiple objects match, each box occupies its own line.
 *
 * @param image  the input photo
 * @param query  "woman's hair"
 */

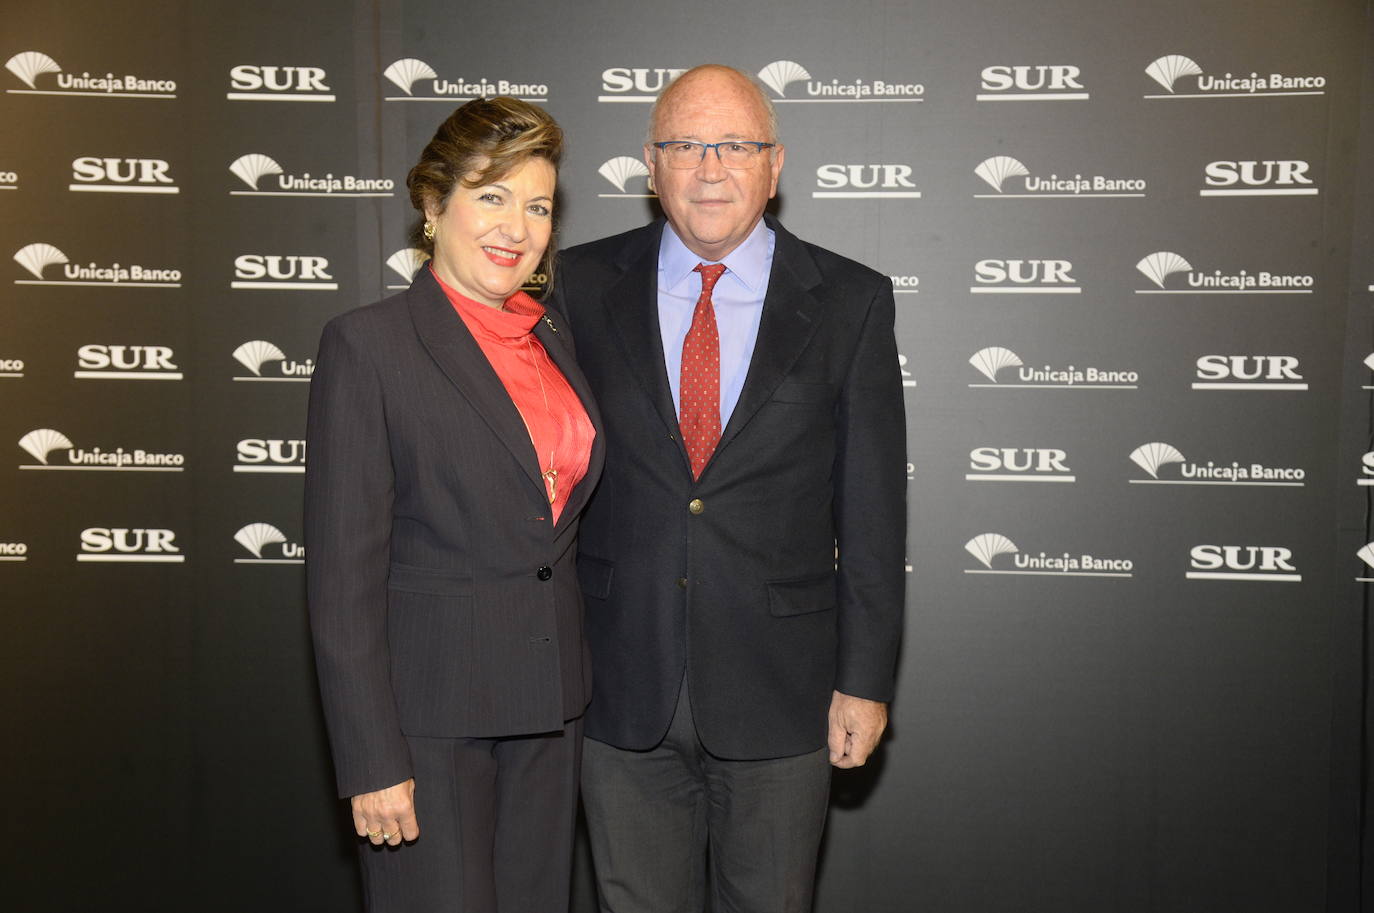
xmin=406 ymin=97 xmax=564 ymax=292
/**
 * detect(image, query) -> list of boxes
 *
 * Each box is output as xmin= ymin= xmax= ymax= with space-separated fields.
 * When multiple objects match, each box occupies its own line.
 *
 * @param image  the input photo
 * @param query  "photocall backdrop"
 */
xmin=2 ymin=0 xmax=1371 ymax=910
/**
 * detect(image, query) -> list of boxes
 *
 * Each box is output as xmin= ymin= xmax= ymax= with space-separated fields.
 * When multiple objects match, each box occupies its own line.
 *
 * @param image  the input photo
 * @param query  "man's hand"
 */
xmin=827 ymin=691 xmax=888 ymax=768
xmin=351 ymin=778 xmax=419 ymax=846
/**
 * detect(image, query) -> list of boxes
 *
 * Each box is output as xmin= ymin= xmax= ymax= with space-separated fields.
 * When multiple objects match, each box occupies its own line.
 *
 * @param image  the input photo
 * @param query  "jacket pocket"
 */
xmin=767 ymin=573 xmax=836 ymax=617
xmin=770 ymin=381 xmax=834 ymax=405
xmin=387 ymin=562 xmax=474 ymax=597
xmin=577 ymin=555 xmax=614 ymax=600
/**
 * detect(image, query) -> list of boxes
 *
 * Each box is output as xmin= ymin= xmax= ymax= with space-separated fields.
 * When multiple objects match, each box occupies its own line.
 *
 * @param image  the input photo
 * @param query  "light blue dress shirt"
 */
xmin=658 ymin=219 xmax=774 ymax=426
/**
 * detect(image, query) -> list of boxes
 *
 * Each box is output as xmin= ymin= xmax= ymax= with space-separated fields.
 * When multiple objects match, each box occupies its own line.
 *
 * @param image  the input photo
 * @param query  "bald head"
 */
xmin=648 ymin=65 xmax=778 ymax=145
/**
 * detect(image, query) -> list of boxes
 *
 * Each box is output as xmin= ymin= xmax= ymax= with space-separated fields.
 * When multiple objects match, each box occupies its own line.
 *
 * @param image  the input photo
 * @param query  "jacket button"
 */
xmin=536 ymin=566 xmax=553 ymax=580
xmin=688 ymin=498 xmax=704 ymax=515
xmin=677 ymin=577 xmax=688 ymax=589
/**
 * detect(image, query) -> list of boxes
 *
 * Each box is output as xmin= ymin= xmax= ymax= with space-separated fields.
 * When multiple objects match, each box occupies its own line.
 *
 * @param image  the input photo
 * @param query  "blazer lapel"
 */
xmin=406 ymin=269 xmax=545 ymax=498
xmin=533 ymin=310 xmax=606 ymax=533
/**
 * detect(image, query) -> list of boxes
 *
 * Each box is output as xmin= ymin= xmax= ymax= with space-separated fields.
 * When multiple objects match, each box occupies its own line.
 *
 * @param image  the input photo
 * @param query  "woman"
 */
xmin=305 ymin=97 xmax=602 ymax=913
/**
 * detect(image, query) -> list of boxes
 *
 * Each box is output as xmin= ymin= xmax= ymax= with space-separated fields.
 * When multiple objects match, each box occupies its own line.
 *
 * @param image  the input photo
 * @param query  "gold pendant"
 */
xmin=542 ymin=468 xmax=558 ymax=504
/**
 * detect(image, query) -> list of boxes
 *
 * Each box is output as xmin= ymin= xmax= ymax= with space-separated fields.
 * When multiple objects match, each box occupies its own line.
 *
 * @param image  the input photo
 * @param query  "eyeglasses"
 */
xmin=651 ymin=141 xmax=776 ymax=170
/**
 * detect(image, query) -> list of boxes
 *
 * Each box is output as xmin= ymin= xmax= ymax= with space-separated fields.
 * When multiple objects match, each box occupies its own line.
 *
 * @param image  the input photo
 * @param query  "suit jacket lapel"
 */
xmin=533 ymin=310 xmax=606 ymax=533
xmin=716 ymin=218 xmax=824 ymax=455
xmin=406 ymin=269 xmax=546 ymax=498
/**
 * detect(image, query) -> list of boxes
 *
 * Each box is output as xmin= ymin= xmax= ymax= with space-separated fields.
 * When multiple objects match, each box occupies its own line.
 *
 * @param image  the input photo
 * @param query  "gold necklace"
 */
xmin=522 ymin=335 xmax=558 ymax=505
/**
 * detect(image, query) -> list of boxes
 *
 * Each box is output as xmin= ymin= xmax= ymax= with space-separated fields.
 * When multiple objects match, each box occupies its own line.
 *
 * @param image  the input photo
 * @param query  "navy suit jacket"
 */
xmin=305 ymin=268 xmax=604 ymax=798
xmin=554 ymin=216 xmax=905 ymax=760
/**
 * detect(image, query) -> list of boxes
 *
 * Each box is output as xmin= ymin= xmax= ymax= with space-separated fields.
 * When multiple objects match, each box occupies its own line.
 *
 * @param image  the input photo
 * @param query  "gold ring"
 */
xmin=366 ymin=829 xmax=381 ymax=838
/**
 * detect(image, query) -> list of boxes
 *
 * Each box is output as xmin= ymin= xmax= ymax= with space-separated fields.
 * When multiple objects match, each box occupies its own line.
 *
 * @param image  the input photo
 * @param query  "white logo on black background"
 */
xmin=971 ymin=258 xmax=1079 ymax=294
xmin=969 ymin=346 xmax=1139 ymax=390
xmin=235 ymin=438 xmax=306 ymax=473
xmin=1128 ymin=442 xmax=1304 ymax=487
xmin=1192 ymin=355 xmax=1307 ymax=390
xmin=227 ymin=64 xmax=334 ymax=102
xmin=977 ymin=65 xmax=1088 ymax=101
xmin=18 ymin=428 xmax=185 ymax=471
xmin=1187 ymin=545 xmax=1300 ymax=582
xmin=889 ymin=275 xmax=919 ymax=295
xmin=0 ymin=168 xmax=17 ymax=190
xmin=757 ymin=60 xmax=923 ymax=102
xmin=386 ymin=248 xmax=431 ymax=289
xmin=0 ymin=356 xmax=23 ymax=377
xmin=964 ymin=532 xmax=1133 ymax=577
xmin=814 ymin=164 xmax=921 ymax=199
xmin=897 ymin=354 xmax=916 ymax=388
xmin=382 ymin=57 xmax=547 ymax=103
xmin=1144 ymin=54 xmax=1325 ymax=99
xmin=967 ymin=447 xmax=1075 ymax=483
xmin=1359 ymin=451 xmax=1374 ymax=487
xmin=1363 ymin=353 xmax=1374 ymax=391
xmin=0 ymin=540 xmax=27 ymax=561
xmin=70 ymin=156 xmax=178 ymax=194
xmin=229 ymin=153 xmax=394 ymax=197
xmin=1358 ymin=544 xmax=1374 ymax=583
xmin=234 ymin=523 xmax=305 ymax=564
xmin=1200 ymin=160 xmax=1317 ymax=196
xmin=1134 ymin=251 xmax=1313 ymax=294
xmin=598 ymin=67 xmax=687 ymax=102
xmin=232 ymin=340 xmax=313 ymax=382
xmin=13 ymin=242 xmax=181 ymax=288
xmin=78 ymin=528 xmax=184 ymax=563
xmin=5 ymin=51 xmax=175 ymax=98
xmin=598 ymin=157 xmax=655 ymax=198
xmin=232 ymin=254 xmax=337 ymax=290
xmin=75 ymin=344 xmax=182 ymax=380
xmin=973 ymin=156 xmax=1145 ymax=198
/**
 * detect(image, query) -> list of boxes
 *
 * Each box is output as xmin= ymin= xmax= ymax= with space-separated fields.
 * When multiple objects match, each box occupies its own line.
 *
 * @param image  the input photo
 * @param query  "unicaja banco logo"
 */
xmin=1135 ymin=250 xmax=1313 ymax=294
xmin=757 ymin=60 xmax=923 ymax=102
xmin=973 ymin=155 xmax=1145 ymax=198
xmin=386 ymin=248 xmax=431 ymax=289
xmin=232 ymin=340 xmax=313 ymax=382
xmin=965 ymin=532 xmax=1133 ymax=577
xmin=598 ymin=156 xmax=654 ymax=198
xmin=6 ymin=51 xmax=176 ymax=98
xmin=1188 ymin=545 xmax=1299 ymax=582
xmin=19 ymin=427 xmax=185 ymax=471
xmin=13 ymin=242 xmax=181 ymax=288
xmin=79 ymin=528 xmax=183 ymax=563
xmin=968 ymin=346 xmax=1139 ymax=390
xmin=234 ymin=523 xmax=305 ymax=564
xmin=0 ymin=539 xmax=27 ymax=561
xmin=1358 ymin=544 xmax=1374 ymax=583
xmin=228 ymin=64 xmax=334 ymax=102
xmin=382 ymin=57 xmax=548 ymax=103
xmin=229 ymin=153 xmax=394 ymax=198
xmin=977 ymin=64 xmax=1087 ymax=101
xmin=1363 ymin=353 xmax=1374 ymax=391
xmin=897 ymin=354 xmax=916 ymax=388
xmin=1144 ymin=54 xmax=1325 ymax=98
xmin=1129 ymin=441 xmax=1304 ymax=486
xmin=0 ymin=356 xmax=23 ymax=377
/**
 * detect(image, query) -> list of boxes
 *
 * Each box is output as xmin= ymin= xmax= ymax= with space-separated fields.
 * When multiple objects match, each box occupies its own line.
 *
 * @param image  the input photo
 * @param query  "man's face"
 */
xmin=644 ymin=70 xmax=784 ymax=262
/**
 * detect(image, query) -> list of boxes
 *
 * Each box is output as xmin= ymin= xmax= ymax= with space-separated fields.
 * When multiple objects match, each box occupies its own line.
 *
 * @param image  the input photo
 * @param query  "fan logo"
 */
xmin=897 ymin=354 xmax=916 ymax=388
xmin=1358 ymin=544 xmax=1374 ymax=584
xmin=971 ymin=259 xmax=1079 ymax=294
xmin=1359 ymin=451 xmax=1374 ymax=487
xmin=1187 ymin=545 xmax=1299 ymax=582
xmin=1193 ymin=355 xmax=1306 ymax=391
xmin=385 ymin=248 xmax=431 ymax=289
xmin=0 ymin=540 xmax=27 ymax=561
xmin=973 ymin=156 xmax=1145 ymax=198
xmin=1134 ymin=251 xmax=1313 ymax=294
xmin=234 ymin=523 xmax=305 ymax=564
xmin=598 ymin=67 xmax=688 ymax=102
xmin=228 ymin=153 xmax=395 ymax=197
xmin=13 ymin=242 xmax=181 ymax=288
xmin=70 ymin=157 xmax=178 ymax=194
xmin=1128 ymin=442 xmax=1304 ymax=487
xmin=968 ymin=346 xmax=1139 ymax=390
xmin=0 ymin=169 xmax=17 ymax=189
xmin=0 ymin=357 xmax=22 ymax=377
xmin=598 ymin=157 xmax=655 ymax=198
xmin=1144 ymin=54 xmax=1325 ymax=99
xmin=1200 ymin=160 xmax=1317 ymax=197
xmin=78 ymin=528 xmax=184 ymax=563
xmin=977 ymin=65 xmax=1087 ymax=101
xmin=228 ymin=65 xmax=334 ymax=102
xmin=5 ymin=51 xmax=176 ymax=98
xmin=756 ymin=60 xmax=923 ymax=102
xmin=964 ymin=533 xmax=1133 ymax=577
xmin=1364 ymin=353 xmax=1374 ymax=392
xmin=232 ymin=340 xmax=313 ymax=382
xmin=75 ymin=344 xmax=182 ymax=381
xmin=814 ymin=164 xmax=921 ymax=199
xmin=889 ymin=275 xmax=920 ymax=295
xmin=235 ymin=438 xmax=306 ymax=473
xmin=233 ymin=254 xmax=337 ymax=290
xmin=381 ymin=57 xmax=547 ymax=103
xmin=18 ymin=428 xmax=185 ymax=472
xmin=967 ymin=447 xmax=1075 ymax=483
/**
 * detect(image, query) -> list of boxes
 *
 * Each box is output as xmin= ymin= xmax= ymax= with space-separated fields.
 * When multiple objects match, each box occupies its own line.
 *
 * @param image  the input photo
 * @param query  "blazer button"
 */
xmin=677 ymin=577 xmax=688 ymax=589
xmin=536 ymin=566 xmax=553 ymax=581
xmin=688 ymin=498 xmax=704 ymax=515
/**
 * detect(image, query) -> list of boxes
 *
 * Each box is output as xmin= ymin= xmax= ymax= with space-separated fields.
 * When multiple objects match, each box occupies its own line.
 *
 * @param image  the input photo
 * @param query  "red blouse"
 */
xmin=433 ymin=269 xmax=595 ymax=524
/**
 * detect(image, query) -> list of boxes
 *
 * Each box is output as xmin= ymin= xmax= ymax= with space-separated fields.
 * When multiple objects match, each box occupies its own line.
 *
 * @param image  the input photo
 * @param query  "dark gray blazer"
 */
xmin=554 ymin=216 xmax=905 ymax=761
xmin=305 ymin=268 xmax=605 ymax=798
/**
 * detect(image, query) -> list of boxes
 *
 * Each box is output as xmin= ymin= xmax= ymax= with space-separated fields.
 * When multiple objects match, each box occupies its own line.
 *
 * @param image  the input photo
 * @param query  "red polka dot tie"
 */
xmin=680 ymin=263 xmax=727 ymax=480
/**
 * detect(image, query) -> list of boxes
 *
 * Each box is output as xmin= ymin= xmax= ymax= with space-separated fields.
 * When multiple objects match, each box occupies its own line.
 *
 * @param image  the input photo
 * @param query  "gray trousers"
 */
xmin=581 ymin=679 xmax=831 ymax=913
xmin=358 ymin=718 xmax=582 ymax=913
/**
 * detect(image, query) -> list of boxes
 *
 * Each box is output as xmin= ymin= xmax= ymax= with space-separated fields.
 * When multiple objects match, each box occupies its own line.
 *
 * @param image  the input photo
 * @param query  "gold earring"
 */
xmin=423 ymin=221 xmax=436 ymax=241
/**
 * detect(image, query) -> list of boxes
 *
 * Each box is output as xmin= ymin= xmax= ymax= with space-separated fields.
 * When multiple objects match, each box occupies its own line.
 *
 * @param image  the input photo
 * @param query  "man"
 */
xmin=555 ymin=64 xmax=906 ymax=913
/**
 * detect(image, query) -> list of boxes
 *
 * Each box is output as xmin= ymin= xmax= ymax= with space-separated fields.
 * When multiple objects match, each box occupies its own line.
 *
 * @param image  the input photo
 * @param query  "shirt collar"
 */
xmin=659 ymin=218 xmax=773 ymax=295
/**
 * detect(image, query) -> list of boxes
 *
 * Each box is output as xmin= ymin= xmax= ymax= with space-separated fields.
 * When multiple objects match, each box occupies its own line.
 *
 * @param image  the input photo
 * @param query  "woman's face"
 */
xmin=424 ymin=156 xmax=555 ymax=308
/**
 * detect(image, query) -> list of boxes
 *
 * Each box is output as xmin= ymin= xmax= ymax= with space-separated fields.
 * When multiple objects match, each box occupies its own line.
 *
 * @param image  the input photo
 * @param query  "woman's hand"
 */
xmin=351 ymin=778 xmax=419 ymax=846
